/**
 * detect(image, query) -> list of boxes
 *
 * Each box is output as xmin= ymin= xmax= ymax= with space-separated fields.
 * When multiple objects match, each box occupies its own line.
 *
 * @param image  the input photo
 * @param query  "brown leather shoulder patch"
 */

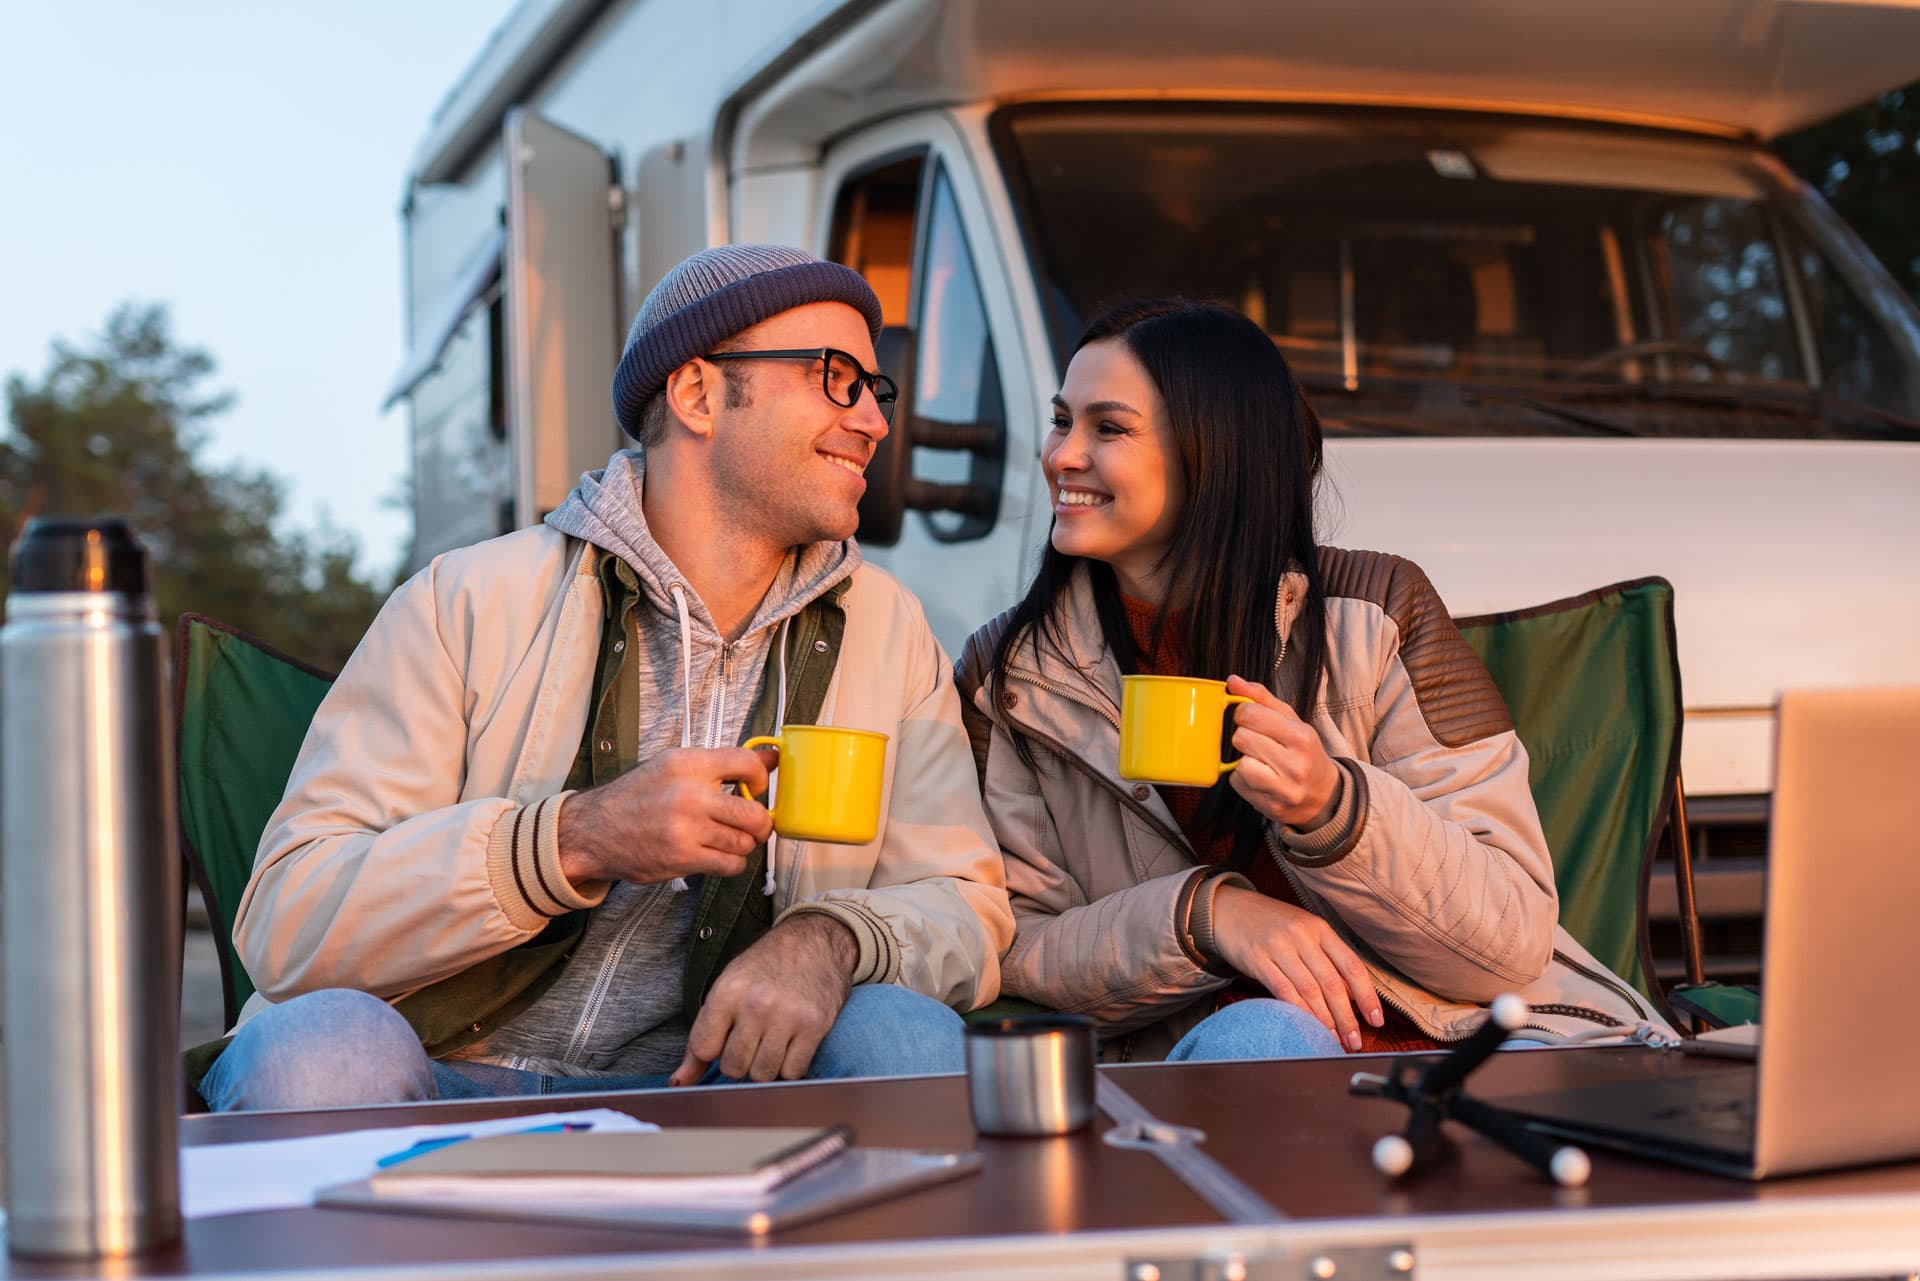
xmin=954 ymin=608 xmax=1020 ymax=786
xmin=1319 ymin=547 xmax=1513 ymax=747
xmin=954 ymin=607 xmax=1017 ymax=705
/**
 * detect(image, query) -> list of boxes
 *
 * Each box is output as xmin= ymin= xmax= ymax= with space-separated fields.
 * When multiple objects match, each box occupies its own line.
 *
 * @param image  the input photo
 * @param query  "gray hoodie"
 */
xmin=449 ymin=450 xmax=858 ymax=1077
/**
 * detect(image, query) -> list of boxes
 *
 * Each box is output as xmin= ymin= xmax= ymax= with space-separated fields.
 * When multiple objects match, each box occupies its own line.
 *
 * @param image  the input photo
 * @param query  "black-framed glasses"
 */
xmin=703 ymin=347 xmax=897 ymax=422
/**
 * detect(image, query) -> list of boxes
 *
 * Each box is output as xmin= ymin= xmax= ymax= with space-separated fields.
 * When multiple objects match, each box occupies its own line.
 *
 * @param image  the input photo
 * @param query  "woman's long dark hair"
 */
xmin=988 ymin=299 xmax=1329 ymax=861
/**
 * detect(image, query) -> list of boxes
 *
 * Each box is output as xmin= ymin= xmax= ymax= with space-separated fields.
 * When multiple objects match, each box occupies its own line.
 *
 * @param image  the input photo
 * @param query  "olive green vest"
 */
xmin=396 ymin=557 xmax=851 ymax=1058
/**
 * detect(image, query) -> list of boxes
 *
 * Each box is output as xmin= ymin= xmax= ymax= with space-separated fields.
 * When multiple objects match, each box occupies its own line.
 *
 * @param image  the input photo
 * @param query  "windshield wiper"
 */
xmin=1455 ymin=389 xmax=1638 ymax=437
xmin=1534 ymin=381 xmax=1920 ymax=441
xmin=1305 ymin=376 xmax=1639 ymax=437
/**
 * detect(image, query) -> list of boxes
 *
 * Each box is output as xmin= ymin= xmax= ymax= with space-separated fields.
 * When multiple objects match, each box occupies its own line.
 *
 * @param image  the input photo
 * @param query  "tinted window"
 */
xmin=995 ymin=106 xmax=1919 ymax=435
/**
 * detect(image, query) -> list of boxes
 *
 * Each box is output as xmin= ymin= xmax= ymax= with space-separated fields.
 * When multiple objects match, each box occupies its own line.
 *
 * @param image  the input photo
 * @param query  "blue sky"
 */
xmin=1 ymin=2 xmax=518 ymax=580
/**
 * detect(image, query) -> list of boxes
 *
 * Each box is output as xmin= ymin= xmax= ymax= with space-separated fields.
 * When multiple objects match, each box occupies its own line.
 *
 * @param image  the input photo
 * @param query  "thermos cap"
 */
xmin=7 ymin=517 xmax=150 ymax=596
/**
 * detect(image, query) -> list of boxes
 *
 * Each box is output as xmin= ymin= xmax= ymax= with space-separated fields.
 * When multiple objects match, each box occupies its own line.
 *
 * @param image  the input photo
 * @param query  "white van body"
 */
xmin=389 ymin=0 xmax=1920 ymax=980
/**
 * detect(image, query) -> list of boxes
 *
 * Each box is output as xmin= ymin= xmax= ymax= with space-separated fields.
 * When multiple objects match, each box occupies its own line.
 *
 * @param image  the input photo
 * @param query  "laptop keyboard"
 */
xmin=1651 ymin=1086 xmax=1752 ymax=1136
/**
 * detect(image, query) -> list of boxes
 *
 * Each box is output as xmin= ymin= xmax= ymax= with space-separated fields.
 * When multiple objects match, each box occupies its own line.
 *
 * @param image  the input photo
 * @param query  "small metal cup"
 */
xmin=965 ymin=1014 xmax=1096 ymax=1136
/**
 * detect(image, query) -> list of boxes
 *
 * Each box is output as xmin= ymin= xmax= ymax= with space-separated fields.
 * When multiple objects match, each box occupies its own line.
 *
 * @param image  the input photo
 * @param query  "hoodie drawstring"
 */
xmin=666 ymin=586 xmax=695 ymax=894
xmin=763 ymin=617 xmax=791 ymax=897
xmin=667 ymin=586 xmax=791 ymax=899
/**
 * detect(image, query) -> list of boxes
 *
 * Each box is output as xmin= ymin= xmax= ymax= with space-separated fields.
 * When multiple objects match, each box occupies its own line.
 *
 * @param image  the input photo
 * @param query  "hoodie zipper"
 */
xmin=560 ymin=633 xmax=734 ymax=1064
xmin=703 ymin=642 xmax=734 ymax=748
xmin=559 ymin=887 xmax=669 ymax=1063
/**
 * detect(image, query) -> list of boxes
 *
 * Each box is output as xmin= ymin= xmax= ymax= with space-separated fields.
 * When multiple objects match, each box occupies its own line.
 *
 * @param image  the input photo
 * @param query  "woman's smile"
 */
xmin=1054 ymin=485 xmax=1112 ymax=512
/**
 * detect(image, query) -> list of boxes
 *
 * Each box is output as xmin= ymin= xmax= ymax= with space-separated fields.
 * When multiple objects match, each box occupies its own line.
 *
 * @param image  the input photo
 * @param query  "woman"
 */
xmin=956 ymin=300 xmax=1670 ymax=1061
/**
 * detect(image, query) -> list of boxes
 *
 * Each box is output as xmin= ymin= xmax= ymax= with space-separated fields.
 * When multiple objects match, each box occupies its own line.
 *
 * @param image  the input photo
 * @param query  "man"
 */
xmin=202 ymin=246 xmax=1012 ymax=1109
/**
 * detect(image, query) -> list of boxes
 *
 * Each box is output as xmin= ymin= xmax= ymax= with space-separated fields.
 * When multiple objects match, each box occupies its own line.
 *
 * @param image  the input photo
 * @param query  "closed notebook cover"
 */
xmin=370 ymin=1126 xmax=851 ymax=1199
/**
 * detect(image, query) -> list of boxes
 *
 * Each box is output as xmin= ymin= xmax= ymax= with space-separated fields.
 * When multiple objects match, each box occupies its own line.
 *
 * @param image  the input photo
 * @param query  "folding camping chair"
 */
xmin=1455 ymin=576 xmax=1707 ymax=1020
xmin=173 ymin=613 xmax=336 ymax=1029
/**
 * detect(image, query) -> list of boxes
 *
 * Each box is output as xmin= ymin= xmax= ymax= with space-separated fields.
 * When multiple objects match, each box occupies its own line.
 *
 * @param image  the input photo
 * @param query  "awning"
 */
xmin=383 ymin=226 xmax=506 ymax=409
xmin=739 ymin=0 xmax=1920 ymax=147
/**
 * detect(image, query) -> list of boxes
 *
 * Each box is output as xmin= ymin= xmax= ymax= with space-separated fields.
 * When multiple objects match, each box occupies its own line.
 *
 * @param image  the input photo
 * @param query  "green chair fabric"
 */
xmin=1454 ymin=577 xmax=1682 ymax=1013
xmin=1666 ymin=981 xmax=1759 ymax=1029
xmin=963 ymin=997 xmax=1050 ymax=1025
xmin=174 ymin=614 xmax=336 ymax=1027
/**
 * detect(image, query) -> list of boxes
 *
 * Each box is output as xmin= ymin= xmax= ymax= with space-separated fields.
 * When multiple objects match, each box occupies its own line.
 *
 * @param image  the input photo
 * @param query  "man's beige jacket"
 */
xmin=232 ymin=527 xmax=1012 ymax=1027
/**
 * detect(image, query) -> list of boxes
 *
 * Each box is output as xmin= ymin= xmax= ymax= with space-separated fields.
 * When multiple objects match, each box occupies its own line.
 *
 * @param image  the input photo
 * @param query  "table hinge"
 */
xmin=1124 ymin=1245 xmax=1415 ymax=1281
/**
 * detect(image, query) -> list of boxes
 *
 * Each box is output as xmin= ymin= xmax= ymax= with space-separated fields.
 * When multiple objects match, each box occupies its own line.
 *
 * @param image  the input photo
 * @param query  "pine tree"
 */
xmin=0 ymin=303 xmax=386 ymax=670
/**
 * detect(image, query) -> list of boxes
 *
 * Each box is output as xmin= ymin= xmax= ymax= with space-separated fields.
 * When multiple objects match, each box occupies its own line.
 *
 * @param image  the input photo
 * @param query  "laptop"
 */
xmin=1498 ymin=687 xmax=1920 ymax=1179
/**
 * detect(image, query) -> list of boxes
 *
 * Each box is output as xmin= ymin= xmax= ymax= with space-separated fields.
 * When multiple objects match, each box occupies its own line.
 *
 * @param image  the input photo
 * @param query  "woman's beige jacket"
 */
xmin=956 ymin=549 xmax=1673 ymax=1060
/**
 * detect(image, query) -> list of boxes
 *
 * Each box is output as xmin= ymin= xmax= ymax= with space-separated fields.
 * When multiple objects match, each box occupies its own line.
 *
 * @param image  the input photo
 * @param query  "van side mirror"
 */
xmin=857 ymin=326 xmax=916 ymax=545
xmin=857 ymin=325 xmax=1004 ymax=547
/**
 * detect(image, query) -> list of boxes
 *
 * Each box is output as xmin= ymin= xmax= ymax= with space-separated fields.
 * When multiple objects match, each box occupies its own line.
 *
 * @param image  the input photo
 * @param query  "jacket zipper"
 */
xmin=1008 ymin=666 xmax=1122 ymax=730
xmin=1551 ymin=947 xmax=1654 ymax=1023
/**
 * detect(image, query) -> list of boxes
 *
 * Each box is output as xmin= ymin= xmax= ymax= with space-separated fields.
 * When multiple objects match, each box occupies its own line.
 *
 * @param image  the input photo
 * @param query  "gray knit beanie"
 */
xmin=611 ymin=244 xmax=884 ymax=437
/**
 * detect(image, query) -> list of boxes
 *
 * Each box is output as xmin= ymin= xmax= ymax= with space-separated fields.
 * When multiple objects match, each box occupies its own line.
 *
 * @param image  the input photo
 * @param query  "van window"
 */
xmin=995 ymin=105 xmax=1920 ymax=437
xmin=910 ymin=166 xmax=1005 ymax=542
xmin=1795 ymin=231 xmax=1912 ymax=413
xmin=829 ymin=154 xmax=923 ymax=326
xmin=1648 ymin=199 xmax=1801 ymax=383
xmin=831 ymin=152 xmax=1006 ymax=542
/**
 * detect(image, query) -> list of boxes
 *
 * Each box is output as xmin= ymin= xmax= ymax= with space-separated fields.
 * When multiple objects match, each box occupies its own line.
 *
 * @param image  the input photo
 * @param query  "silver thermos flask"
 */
xmin=1 ymin=516 xmax=182 ymax=1257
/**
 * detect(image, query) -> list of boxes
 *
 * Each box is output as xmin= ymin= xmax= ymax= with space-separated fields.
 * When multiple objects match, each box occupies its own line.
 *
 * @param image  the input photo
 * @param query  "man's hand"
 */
xmin=669 ymin=913 xmax=858 ymax=1085
xmin=1225 ymin=675 xmax=1343 ymax=828
xmin=557 ymin=746 xmax=779 ymax=888
xmin=1209 ymin=884 xmax=1384 ymax=1052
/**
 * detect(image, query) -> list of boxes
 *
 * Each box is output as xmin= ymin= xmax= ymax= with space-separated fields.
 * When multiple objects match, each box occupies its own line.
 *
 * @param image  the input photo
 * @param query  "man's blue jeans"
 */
xmin=201 ymin=984 xmax=965 ymax=1112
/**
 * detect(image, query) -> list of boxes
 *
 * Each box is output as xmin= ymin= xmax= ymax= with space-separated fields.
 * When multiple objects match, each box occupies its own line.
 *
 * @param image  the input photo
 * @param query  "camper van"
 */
xmin=386 ymin=0 xmax=1920 ymax=984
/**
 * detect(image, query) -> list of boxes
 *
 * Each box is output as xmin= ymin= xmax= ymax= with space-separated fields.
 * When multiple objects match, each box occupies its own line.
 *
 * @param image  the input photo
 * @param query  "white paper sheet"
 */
xmin=182 ymin=1107 xmax=655 ymax=1220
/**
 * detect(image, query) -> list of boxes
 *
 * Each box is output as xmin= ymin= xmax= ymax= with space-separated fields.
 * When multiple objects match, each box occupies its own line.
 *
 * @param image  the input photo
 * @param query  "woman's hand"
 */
xmin=1209 ymin=884 xmax=1385 ymax=1051
xmin=1225 ymin=675 xmax=1342 ymax=828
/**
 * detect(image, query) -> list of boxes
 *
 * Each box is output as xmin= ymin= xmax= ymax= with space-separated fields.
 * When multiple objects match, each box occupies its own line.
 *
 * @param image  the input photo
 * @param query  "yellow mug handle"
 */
xmin=1217 ymin=693 xmax=1256 ymax=776
xmin=737 ymin=735 xmax=782 ymax=798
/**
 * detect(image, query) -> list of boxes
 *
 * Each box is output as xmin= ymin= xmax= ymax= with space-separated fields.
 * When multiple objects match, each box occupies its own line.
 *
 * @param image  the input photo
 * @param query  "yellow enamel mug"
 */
xmin=740 ymin=725 xmax=890 ymax=844
xmin=1118 ymin=675 xmax=1254 ymax=787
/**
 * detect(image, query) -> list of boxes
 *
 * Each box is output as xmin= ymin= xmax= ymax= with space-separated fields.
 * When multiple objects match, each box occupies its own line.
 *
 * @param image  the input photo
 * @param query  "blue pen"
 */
xmin=375 ymin=1120 xmax=593 ymax=1169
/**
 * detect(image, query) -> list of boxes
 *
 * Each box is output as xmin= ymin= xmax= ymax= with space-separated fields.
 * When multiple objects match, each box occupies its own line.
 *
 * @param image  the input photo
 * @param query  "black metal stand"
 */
xmin=1349 ymin=994 xmax=1591 ymax=1187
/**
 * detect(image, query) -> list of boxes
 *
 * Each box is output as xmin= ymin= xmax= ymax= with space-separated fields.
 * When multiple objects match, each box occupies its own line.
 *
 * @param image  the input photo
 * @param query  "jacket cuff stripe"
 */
xmin=486 ymin=803 xmax=556 ymax=933
xmin=485 ymin=793 xmax=604 ymax=932
xmin=780 ymin=900 xmax=897 ymax=986
xmin=1276 ymin=758 xmax=1369 ymax=867
xmin=1182 ymin=868 xmax=1253 ymax=976
xmin=531 ymin=793 xmax=605 ymax=912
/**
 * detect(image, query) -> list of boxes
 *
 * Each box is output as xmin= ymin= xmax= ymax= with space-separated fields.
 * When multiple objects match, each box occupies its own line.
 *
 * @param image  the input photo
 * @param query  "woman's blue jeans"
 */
xmin=201 ymin=984 xmax=965 ymax=1112
xmin=1163 ymin=997 xmax=1549 ymax=1060
xmin=1164 ymin=998 xmax=1345 ymax=1060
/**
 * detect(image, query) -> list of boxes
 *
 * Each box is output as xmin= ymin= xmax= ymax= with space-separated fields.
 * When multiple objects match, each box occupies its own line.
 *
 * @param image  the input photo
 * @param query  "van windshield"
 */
xmin=995 ymin=106 xmax=1920 ymax=437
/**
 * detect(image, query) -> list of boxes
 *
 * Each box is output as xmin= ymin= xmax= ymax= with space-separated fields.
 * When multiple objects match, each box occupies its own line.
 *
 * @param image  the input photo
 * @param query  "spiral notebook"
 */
xmin=366 ymin=1126 xmax=850 ymax=1202
xmin=320 ymin=1144 xmax=981 ymax=1237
